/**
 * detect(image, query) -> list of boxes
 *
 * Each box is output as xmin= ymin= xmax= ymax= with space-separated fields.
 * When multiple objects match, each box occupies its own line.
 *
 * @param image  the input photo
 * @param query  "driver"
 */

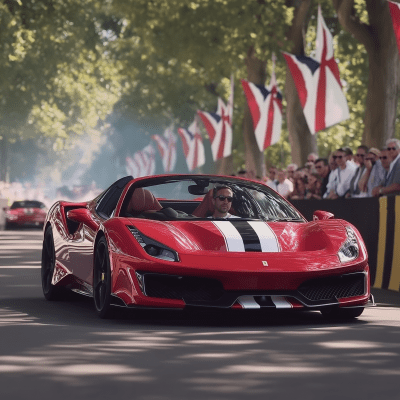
xmin=210 ymin=185 xmax=240 ymax=219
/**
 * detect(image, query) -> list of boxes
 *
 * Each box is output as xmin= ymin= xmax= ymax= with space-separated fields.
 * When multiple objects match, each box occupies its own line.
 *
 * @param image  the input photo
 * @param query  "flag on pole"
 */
xmin=141 ymin=144 xmax=156 ymax=176
xmin=177 ymin=118 xmax=205 ymax=171
xmin=241 ymin=54 xmax=283 ymax=151
xmin=283 ymin=6 xmax=349 ymax=134
xmin=388 ymin=1 xmax=400 ymax=57
xmin=126 ymin=155 xmax=138 ymax=177
xmin=197 ymin=97 xmax=233 ymax=161
xmin=227 ymin=74 xmax=234 ymax=126
xmin=152 ymin=126 xmax=177 ymax=173
xmin=125 ymin=144 xmax=156 ymax=177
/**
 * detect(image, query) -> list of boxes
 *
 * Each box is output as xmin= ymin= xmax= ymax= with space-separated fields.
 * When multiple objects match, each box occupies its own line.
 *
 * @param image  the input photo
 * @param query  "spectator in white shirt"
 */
xmin=269 ymin=168 xmax=293 ymax=198
xmin=325 ymin=148 xmax=356 ymax=199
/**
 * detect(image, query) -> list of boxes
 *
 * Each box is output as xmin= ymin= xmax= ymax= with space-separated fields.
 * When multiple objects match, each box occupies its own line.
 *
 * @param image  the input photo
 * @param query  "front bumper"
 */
xmin=134 ymin=270 xmax=370 ymax=309
xmin=111 ymin=252 xmax=370 ymax=310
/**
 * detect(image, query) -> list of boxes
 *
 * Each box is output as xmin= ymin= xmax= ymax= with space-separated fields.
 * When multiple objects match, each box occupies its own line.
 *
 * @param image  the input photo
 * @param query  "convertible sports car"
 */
xmin=41 ymin=174 xmax=373 ymax=319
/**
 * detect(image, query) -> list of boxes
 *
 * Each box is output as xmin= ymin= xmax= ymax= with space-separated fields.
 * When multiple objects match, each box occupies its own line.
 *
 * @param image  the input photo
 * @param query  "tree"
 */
xmin=108 ymin=0 xmax=375 ymax=174
xmin=0 ymin=0 xmax=122 ymax=181
xmin=109 ymin=0 xmax=294 ymax=176
xmin=332 ymin=0 xmax=400 ymax=148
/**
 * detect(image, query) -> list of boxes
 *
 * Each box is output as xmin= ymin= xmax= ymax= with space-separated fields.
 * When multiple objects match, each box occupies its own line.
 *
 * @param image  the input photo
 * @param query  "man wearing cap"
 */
xmin=372 ymin=139 xmax=400 ymax=196
xmin=358 ymin=148 xmax=386 ymax=197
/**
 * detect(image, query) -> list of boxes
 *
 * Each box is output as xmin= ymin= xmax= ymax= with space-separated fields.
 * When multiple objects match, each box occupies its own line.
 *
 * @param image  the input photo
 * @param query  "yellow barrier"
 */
xmin=374 ymin=196 xmax=400 ymax=292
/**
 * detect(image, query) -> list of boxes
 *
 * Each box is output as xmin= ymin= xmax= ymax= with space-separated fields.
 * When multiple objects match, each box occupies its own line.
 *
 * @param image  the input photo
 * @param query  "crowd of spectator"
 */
xmin=243 ymin=138 xmax=400 ymax=201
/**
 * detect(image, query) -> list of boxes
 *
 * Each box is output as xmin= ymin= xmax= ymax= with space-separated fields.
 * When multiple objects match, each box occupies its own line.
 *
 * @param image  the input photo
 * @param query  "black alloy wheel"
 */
xmin=93 ymin=236 xmax=113 ymax=318
xmin=41 ymin=226 xmax=63 ymax=300
xmin=320 ymin=306 xmax=364 ymax=320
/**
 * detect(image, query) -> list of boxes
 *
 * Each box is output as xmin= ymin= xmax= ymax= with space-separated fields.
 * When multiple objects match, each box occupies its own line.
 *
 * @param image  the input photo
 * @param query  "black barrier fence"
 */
xmin=290 ymin=197 xmax=380 ymax=285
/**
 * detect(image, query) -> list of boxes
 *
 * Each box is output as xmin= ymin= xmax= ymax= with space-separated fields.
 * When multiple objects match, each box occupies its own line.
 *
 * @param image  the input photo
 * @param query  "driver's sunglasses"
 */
xmin=216 ymin=195 xmax=233 ymax=202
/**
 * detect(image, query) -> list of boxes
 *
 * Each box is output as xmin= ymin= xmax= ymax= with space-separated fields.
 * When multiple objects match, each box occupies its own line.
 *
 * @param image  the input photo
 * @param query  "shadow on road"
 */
xmin=0 ymin=291 xmax=399 ymax=400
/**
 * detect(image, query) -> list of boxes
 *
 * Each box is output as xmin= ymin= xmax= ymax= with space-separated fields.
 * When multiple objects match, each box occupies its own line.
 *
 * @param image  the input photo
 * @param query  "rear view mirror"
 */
xmin=188 ymin=185 xmax=209 ymax=195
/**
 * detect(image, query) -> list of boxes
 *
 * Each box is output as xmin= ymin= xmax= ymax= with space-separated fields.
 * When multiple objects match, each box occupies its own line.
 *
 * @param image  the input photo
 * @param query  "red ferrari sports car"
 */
xmin=41 ymin=174 xmax=373 ymax=319
xmin=5 ymin=200 xmax=47 ymax=229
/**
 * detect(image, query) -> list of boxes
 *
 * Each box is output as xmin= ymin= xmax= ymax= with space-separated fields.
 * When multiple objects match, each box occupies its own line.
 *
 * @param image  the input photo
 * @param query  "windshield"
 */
xmin=123 ymin=176 xmax=304 ymax=222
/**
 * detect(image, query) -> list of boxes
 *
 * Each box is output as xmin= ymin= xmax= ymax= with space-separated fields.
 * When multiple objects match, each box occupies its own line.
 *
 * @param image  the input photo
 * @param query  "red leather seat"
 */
xmin=127 ymin=188 xmax=162 ymax=215
xmin=192 ymin=189 xmax=215 ymax=217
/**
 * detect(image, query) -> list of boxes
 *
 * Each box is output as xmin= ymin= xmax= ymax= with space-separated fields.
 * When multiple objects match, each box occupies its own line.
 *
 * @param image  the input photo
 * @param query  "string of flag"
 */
xmin=126 ymin=4 xmax=399 ymax=177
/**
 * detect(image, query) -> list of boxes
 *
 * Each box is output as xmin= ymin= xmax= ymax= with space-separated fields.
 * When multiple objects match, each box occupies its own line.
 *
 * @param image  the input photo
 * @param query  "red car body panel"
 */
xmin=43 ymin=174 xmax=371 ymax=313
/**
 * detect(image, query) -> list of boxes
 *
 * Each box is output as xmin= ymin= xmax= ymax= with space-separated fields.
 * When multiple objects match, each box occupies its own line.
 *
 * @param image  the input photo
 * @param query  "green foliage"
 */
xmin=0 ymin=0 xmax=385 ymax=183
xmin=0 ymin=0 xmax=122 ymax=149
xmin=108 ymin=0 xmax=371 ymax=170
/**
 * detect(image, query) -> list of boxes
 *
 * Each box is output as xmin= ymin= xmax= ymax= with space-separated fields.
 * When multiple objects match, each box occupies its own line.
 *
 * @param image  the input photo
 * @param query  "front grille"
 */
xmin=143 ymin=274 xmax=225 ymax=302
xmin=298 ymin=273 xmax=365 ymax=301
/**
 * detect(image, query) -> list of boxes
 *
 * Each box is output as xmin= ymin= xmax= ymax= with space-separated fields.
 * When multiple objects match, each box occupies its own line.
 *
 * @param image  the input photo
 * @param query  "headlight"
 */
xmin=338 ymin=226 xmax=359 ymax=263
xmin=127 ymin=225 xmax=179 ymax=262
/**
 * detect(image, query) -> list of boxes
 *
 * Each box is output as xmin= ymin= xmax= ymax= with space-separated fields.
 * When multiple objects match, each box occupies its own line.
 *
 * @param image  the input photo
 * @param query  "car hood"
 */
xmin=128 ymin=218 xmax=349 ymax=255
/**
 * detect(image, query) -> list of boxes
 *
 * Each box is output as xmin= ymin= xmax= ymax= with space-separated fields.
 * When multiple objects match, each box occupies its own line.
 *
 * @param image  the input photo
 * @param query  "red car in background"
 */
xmin=4 ymin=200 xmax=47 ymax=229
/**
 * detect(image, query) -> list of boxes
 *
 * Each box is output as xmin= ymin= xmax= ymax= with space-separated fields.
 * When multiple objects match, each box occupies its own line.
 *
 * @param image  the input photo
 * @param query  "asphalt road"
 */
xmin=0 ymin=229 xmax=399 ymax=400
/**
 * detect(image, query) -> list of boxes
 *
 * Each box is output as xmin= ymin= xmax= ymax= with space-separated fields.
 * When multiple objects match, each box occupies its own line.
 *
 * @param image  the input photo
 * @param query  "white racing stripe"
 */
xmin=247 ymin=221 xmax=280 ymax=252
xmin=212 ymin=221 xmax=245 ymax=252
xmin=271 ymin=296 xmax=292 ymax=309
xmin=213 ymin=220 xmax=280 ymax=253
xmin=237 ymin=296 xmax=260 ymax=309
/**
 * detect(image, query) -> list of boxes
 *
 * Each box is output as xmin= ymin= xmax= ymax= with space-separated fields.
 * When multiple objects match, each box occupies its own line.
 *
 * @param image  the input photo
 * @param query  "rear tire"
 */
xmin=320 ymin=306 xmax=364 ymax=320
xmin=93 ymin=237 xmax=113 ymax=318
xmin=41 ymin=226 xmax=64 ymax=300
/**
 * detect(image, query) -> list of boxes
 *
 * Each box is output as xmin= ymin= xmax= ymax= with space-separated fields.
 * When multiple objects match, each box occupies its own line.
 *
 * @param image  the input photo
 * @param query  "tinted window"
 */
xmin=10 ymin=201 xmax=45 ymax=209
xmin=95 ymin=176 xmax=133 ymax=218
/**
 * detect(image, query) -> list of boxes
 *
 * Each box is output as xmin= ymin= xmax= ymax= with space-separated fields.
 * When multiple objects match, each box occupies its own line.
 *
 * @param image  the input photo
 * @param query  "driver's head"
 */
xmin=212 ymin=186 xmax=233 ymax=217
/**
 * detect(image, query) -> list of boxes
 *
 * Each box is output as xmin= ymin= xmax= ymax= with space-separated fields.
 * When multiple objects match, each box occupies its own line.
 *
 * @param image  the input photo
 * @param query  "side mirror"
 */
xmin=67 ymin=208 xmax=98 ymax=231
xmin=313 ymin=210 xmax=335 ymax=221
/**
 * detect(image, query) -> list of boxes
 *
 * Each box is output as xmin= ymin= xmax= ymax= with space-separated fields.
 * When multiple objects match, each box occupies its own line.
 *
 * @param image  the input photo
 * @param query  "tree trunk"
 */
xmin=216 ymin=155 xmax=234 ymax=175
xmin=243 ymin=47 xmax=267 ymax=177
xmin=334 ymin=0 xmax=400 ymax=148
xmin=285 ymin=70 xmax=318 ymax=164
xmin=0 ymin=138 xmax=8 ymax=182
xmin=285 ymin=0 xmax=317 ymax=167
xmin=362 ymin=4 xmax=400 ymax=147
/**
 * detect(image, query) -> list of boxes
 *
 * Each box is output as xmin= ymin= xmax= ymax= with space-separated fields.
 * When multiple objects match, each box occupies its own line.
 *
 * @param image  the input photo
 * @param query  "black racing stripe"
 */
xmin=229 ymin=220 xmax=261 ymax=252
xmin=254 ymin=296 xmax=276 ymax=308
xmin=382 ymin=196 xmax=396 ymax=289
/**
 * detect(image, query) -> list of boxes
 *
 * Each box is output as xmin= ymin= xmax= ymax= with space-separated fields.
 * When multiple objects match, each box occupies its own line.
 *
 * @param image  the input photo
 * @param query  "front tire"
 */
xmin=41 ymin=226 xmax=63 ymax=300
xmin=320 ymin=306 xmax=364 ymax=320
xmin=93 ymin=237 xmax=113 ymax=318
